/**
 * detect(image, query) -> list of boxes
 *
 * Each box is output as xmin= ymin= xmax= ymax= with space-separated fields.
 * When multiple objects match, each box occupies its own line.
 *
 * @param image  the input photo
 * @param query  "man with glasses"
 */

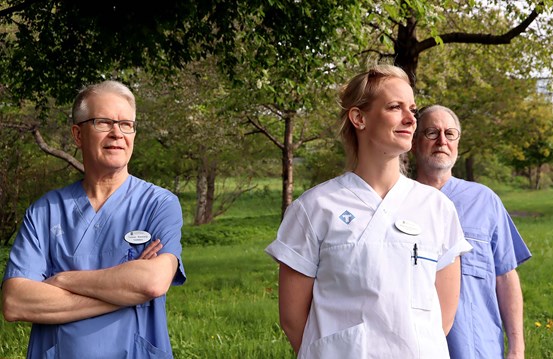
xmin=1 ymin=80 xmax=186 ymax=358
xmin=411 ymin=105 xmax=531 ymax=359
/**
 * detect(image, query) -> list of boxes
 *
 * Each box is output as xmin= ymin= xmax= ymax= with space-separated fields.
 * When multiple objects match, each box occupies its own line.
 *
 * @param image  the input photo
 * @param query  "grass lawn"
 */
xmin=501 ymin=189 xmax=553 ymax=359
xmin=0 ymin=182 xmax=552 ymax=358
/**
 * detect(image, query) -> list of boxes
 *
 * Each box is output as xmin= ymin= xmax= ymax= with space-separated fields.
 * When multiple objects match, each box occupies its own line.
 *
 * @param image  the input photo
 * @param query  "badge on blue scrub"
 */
xmin=394 ymin=219 xmax=422 ymax=236
xmin=124 ymin=230 xmax=152 ymax=244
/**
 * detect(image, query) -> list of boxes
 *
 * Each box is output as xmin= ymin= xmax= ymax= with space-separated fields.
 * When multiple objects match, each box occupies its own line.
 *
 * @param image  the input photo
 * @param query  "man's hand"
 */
xmin=138 ymin=239 xmax=163 ymax=260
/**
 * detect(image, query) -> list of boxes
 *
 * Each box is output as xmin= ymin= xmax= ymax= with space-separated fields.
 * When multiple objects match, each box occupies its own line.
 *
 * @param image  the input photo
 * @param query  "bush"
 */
xmin=183 ymin=216 xmax=279 ymax=246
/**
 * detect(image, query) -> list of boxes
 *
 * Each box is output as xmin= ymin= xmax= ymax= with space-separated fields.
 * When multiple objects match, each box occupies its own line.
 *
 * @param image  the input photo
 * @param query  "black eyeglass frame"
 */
xmin=77 ymin=118 xmax=137 ymax=134
xmin=422 ymin=127 xmax=460 ymax=141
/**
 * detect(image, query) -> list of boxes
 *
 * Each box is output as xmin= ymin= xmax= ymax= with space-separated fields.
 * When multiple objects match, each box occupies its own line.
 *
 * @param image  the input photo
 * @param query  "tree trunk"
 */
xmin=205 ymin=161 xmax=216 ymax=223
xmin=0 ymin=144 xmax=21 ymax=246
xmin=526 ymin=167 xmax=533 ymax=189
xmin=195 ymin=163 xmax=208 ymax=226
xmin=534 ymin=164 xmax=542 ymax=190
xmin=281 ymin=112 xmax=295 ymax=219
xmin=173 ymin=175 xmax=180 ymax=195
xmin=194 ymin=156 xmax=217 ymax=225
xmin=465 ymin=156 xmax=475 ymax=182
xmin=394 ymin=7 xmax=419 ymax=87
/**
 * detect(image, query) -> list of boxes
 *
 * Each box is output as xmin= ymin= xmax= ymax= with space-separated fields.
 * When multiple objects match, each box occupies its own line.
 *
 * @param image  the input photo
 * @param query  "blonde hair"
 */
xmin=72 ymin=80 xmax=136 ymax=124
xmin=338 ymin=64 xmax=411 ymax=170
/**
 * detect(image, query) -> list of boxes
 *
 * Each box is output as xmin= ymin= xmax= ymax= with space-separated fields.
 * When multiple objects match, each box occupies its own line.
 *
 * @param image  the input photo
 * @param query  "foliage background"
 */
xmin=1 ymin=0 xmax=553 ymax=357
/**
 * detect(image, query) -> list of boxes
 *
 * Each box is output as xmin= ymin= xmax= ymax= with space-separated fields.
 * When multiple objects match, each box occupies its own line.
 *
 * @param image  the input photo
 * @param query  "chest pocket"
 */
xmin=462 ymin=234 xmax=493 ymax=279
xmin=386 ymin=226 xmax=438 ymax=311
xmin=411 ymin=248 xmax=438 ymax=311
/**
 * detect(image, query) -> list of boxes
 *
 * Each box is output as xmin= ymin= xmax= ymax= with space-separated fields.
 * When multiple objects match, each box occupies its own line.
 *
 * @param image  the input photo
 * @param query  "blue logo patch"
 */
xmin=339 ymin=210 xmax=355 ymax=225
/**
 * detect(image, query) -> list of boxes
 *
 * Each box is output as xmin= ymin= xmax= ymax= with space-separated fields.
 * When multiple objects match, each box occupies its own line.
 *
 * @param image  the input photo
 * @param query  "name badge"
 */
xmin=124 ymin=230 xmax=152 ymax=244
xmin=394 ymin=219 xmax=422 ymax=236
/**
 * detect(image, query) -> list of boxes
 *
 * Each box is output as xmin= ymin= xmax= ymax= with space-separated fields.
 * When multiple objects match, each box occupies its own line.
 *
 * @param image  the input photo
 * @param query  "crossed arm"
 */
xmin=2 ymin=240 xmax=177 ymax=325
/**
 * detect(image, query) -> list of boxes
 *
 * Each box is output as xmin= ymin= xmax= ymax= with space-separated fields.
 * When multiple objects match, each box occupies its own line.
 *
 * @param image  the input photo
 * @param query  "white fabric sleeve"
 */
xmin=265 ymin=199 xmax=319 ymax=278
xmin=437 ymin=203 xmax=473 ymax=271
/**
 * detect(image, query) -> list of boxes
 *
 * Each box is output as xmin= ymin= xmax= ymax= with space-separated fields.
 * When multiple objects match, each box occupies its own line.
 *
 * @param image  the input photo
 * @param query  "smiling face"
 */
xmin=352 ymin=77 xmax=417 ymax=158
xmin=412 ymin=108 xmax=460 ymax=171
xmin=71 ymin=92 xmax=136 ymax=175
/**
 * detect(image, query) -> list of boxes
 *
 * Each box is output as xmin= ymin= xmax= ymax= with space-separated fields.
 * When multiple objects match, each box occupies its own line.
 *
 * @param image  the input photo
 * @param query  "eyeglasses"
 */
xmin=422 ymin=127 xmax=460 ymax=141
xmin=78 ymin=118 xmax=137 ymax=134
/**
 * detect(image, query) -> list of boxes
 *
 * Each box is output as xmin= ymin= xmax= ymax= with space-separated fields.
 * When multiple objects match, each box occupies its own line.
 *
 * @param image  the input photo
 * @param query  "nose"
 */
xmin=403 ymin=109 xmax=416 ymax=126
xmin=108 ymin=123 xmax=124 ymax=138
xmin=436 ymin=131 xmax=448 ymax=145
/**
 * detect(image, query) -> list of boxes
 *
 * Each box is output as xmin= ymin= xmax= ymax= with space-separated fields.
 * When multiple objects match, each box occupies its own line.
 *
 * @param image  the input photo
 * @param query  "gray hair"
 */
xmin=72 ymin=80 xmax=136 ymax=124
xmin=415 ymin=105 xmax=461 ymax=133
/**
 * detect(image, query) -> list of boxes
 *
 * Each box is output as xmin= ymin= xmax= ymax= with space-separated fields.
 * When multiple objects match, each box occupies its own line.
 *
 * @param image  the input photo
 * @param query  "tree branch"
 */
xmin=0 ymin=121 xmax=29 ymax=131
xmin=31 ymin=127 xmax=84 ymax=173
xmin=213 ymin=182 xmax=257 ymax=218
xmin=294 ymin=118 xmax=321 ymax=150
xmin=295 ymin=135 xmax=320 ymax=150
xmin=416 ymin=5 xmax=542 ymax=53
xmin=357 ymin=48 xmax=392 ymax=58
xmin=262 ymin=104 xmax=284 ymax=119
xmin=1 ymin=121 xmax=85 ymax=173
xmin=0 ymin=0 xmax=43 ymax=18
xmin=246 ymin=115 xmax=284 ymax=149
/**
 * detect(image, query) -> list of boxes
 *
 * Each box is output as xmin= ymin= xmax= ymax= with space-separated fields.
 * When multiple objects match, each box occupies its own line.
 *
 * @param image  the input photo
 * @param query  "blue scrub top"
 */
xmin=442 ymin=177 xmax=531 ymax=359
xmin=3 ymin=176 xmax=186 ymax=359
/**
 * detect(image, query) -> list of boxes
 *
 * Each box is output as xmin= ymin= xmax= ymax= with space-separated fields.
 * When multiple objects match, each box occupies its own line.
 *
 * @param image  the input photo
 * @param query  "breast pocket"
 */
xmin=132 ymin=334 xmax=173 ymax=359
xmin=411 ymin=249 xmax=438 ymax=311
xmin=462 ymin=236 xmax=493 ymax=279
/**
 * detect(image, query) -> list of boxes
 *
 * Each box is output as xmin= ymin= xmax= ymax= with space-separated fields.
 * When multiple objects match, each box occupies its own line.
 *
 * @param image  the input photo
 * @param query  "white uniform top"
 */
xmin=265 ymin=172 xmax=472 ymax=359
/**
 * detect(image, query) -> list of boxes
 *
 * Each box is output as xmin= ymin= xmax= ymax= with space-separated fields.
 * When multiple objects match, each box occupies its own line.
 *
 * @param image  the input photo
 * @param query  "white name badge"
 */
xmin=124 ymin=230 xmax=152 ymax=244
xmin=394 ymin=219 xmax=422 ymax=236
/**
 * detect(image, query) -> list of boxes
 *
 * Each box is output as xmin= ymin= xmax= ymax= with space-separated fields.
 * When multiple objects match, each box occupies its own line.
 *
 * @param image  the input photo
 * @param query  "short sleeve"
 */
xmin=2 ymin=206 xmax=49 ymax=283
xmin=265 ymin=199 xmax=319 ymax=277
xmin=492 ymin=202 xmax=531 ymax=275
xmin=436 ymin=202 xmax=472 ymax=271
xmin=148 ymin=191 xmax=186 ymax=286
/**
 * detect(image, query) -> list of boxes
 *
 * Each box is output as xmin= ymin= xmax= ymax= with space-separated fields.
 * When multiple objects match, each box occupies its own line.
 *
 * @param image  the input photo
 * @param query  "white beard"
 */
xmin=424 ymin=153 xmax=456 ymax=170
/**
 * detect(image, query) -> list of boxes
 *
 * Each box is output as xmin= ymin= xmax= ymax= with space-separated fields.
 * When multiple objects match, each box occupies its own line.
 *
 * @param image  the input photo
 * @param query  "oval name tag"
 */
xmin=124 ymin=230 xmax=152 ymax=245
xmin=394 ymin=219 xmax=422 ymax=236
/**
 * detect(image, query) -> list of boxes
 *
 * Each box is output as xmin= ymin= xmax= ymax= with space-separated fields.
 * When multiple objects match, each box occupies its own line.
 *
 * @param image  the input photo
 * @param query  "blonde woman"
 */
xmin=266 ymin=65 xmax=472 ymax=358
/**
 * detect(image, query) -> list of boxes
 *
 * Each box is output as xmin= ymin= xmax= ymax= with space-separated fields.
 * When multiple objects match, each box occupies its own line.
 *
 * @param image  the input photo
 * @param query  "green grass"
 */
xmin=499 ymin=187 xmax=553 ymax=359
xmin=0 ymin=183 xmax=552 ymax=358
xmin=167 ymin=239 xmax=292 ymax=358
xmin=0 ymin=247 xmax=30 ymax=358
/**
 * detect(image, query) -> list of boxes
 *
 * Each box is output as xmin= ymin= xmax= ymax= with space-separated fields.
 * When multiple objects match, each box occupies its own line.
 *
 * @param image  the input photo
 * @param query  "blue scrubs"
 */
xmin=442 ymin=177 xmax=531 ymax=359
xmin=2 ymin=176 xmax=186 ymax=359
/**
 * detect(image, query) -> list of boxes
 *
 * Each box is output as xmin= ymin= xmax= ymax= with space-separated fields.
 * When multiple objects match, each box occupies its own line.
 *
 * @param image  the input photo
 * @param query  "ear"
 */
xmin=348 ymin=107 xmax=366 ymax=130
xmin=71 ymin=124 xmax=83 ymax=148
